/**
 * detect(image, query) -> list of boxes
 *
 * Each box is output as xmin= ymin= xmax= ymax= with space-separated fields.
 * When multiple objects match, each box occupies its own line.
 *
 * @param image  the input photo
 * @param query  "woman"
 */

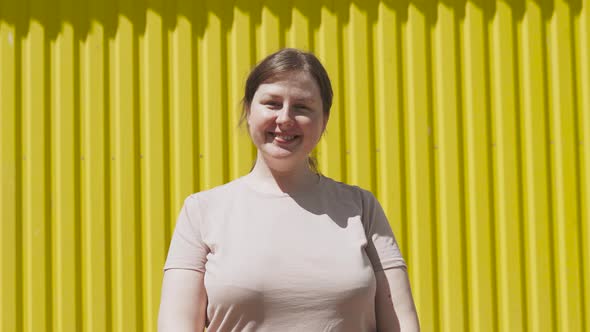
xmin=158 ymin=48 xmax=420 ymax=332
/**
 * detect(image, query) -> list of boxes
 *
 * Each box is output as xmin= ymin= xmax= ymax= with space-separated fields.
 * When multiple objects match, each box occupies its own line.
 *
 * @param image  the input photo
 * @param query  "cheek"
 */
xmin=248 ymin=110 xmax=274 ymax=134
xmin=260 ymin=111 xmax=281 ymax=126
xmin=300 ymin=115 xmax=325 ymax=133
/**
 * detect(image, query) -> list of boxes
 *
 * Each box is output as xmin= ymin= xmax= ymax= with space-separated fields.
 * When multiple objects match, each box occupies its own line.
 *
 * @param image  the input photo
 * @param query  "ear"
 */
xmin=321 ymin=113 xmax=329 ymax=133
xmin=244 ymin=107 xmax=251 ymax=127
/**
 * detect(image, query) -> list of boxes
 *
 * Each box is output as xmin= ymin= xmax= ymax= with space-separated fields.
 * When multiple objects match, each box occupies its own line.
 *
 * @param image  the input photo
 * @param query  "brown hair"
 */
xmin=241 ymin=48 xmax=334 ymax=173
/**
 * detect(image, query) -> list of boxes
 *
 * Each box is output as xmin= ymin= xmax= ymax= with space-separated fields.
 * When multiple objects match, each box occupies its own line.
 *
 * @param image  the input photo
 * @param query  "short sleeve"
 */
xmin=163 ymin=195 xmax=209 ymax=272
xmin=360 ymin=189 xmax=406 ymax=272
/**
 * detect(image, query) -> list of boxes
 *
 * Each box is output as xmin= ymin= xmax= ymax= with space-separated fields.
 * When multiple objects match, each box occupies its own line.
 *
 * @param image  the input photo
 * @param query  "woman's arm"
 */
xmin=158 ymin=269 xmax=207 ymax=332
xmin=375 ymin=267 xmax=420 ymax=332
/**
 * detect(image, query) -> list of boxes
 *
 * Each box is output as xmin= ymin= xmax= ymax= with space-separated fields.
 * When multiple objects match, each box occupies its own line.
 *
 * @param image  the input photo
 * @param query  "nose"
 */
xmin=275 ymin=105 xmax=295 ymax=127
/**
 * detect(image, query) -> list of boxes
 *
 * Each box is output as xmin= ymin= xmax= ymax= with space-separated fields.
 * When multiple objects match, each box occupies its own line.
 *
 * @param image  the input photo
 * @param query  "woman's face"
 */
xmin=247 ymin=70 xmax=327 ymax=171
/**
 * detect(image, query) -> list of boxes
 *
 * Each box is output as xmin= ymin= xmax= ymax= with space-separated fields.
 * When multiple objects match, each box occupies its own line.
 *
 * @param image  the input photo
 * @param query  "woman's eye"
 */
xmin=265 ymin=101 xmax=281 ymax=109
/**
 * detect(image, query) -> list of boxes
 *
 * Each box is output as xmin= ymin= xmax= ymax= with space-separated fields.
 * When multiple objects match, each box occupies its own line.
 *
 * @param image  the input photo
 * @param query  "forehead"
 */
xmin=255 ymin=71 xmax=321 ymax=101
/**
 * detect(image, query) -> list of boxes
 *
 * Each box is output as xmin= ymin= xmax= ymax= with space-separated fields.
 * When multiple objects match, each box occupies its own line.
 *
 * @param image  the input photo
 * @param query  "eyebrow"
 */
xmin=260 ymin=93 xmax=316 ymax=104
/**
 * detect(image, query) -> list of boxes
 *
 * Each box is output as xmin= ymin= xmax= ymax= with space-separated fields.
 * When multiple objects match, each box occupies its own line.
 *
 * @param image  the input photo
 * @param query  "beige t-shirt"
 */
xmin=164 ymin=175 xmax=406 ymax=332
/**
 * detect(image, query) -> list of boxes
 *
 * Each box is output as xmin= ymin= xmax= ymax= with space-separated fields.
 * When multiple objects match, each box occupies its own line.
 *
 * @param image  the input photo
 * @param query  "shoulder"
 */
xmin=321 ymin=175 xmax=376 ymax=202
xmin=320 ymin=176 xmax=384 ymax=226
xmin=319 ymin=176 xmax=380 ymax=215
xmin=182 ymin=177 xmax=248 ymax=211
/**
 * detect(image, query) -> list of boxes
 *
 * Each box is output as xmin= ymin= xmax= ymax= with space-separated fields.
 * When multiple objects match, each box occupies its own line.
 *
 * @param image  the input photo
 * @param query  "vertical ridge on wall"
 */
xmin=289 ymin=1 xmax=310 ymax=54
xmin=576 ymin=0 xmax=590 ymax=328
xmin=228 ymin=1 xmax=255 ymax=180
xmin=1 ymin=1 xmax=589 ymax=331
xmin=0 ymin=1 xmax=20 ymax=331
xmin=344 ymin=2 xmax=374 ymax=191
xmin=463 ymin=2 xmax=497 ymax=331
xmin=199 ymin=0 xmax=228 ymax=190
xmin=373 ymin=0 xmax=407 ymax=259
xmin=548 ymin=1 xmax=584 ymax=330
xmin=490 ymin=1 xmax=526 ymax=330
xmin=80 ymin=0 xmax=110 ymax=329
xmin=521 ymin=1 xmax=556 ymax=330
xmin=139 ymin=1 xmax=168 ymax=330
xmin=22 ymin=0 xmax=54 ymax=329
xmin=317 ymin=0 xmax=346 ymax=181
xmin=51 ymin=0 xmax=81 ymax=330
xmin=110 ymin=1 xmax=142 ymax=329
xmin=432 ymin=2 xmax=467 ymax=331
xmin=404 ymin=3 xmax=440 ymax=331
xmin=258 ymin=1 xmax=280 ymax=62
xmin=170 ymin=0 xmax=199 ymax=223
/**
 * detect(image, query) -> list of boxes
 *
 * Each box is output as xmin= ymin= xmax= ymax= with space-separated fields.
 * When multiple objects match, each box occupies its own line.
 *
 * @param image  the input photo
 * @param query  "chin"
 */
xmin=260 ymin=152 xmax=307 ymax=172
xmin=261 ymin=143 xmax=298 ymax=159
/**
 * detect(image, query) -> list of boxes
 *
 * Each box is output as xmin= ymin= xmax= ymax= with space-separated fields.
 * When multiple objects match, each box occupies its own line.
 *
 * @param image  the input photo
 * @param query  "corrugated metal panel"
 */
xmin=1 ymin=0 xmax=588 ymax=331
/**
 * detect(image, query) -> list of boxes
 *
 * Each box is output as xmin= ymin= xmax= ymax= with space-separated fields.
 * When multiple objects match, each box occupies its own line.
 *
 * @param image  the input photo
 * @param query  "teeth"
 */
xmin=274 ymin=134 xmax=295 ymax=141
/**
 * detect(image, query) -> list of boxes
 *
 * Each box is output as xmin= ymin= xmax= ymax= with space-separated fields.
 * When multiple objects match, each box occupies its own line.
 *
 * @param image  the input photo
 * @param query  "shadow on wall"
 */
xmin=0 ymin=0 xmax=583 ymax=43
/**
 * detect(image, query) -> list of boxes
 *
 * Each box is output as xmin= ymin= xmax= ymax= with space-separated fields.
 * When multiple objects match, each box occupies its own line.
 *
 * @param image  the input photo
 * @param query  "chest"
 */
xmin=201 ymin=199 xmax=376 ymax=309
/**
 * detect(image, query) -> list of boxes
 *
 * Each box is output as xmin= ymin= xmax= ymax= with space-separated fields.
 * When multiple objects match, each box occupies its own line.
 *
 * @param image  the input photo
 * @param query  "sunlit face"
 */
xmin=247 ymin=70 xmax=327 ymax=171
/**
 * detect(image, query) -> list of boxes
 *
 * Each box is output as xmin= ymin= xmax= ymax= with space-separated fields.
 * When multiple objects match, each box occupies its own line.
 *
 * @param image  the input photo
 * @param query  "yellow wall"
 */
xmin=1 ymin=0 xmax=589 ymax=331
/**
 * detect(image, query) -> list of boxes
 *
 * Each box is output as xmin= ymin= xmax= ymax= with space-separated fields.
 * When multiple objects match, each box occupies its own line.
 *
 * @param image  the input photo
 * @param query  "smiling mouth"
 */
xmin=268 ymin=132 xmax=300 ymax=143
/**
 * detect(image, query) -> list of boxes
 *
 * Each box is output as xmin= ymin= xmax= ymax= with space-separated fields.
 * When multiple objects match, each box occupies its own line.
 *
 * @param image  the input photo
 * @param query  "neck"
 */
xmin=248 ymin=153 xmax=318 ymax=193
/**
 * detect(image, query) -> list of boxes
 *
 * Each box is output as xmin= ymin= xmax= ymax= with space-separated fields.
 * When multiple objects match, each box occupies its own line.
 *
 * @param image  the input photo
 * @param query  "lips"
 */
xmin=268 ymin=132 xmax=300 ymax=144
